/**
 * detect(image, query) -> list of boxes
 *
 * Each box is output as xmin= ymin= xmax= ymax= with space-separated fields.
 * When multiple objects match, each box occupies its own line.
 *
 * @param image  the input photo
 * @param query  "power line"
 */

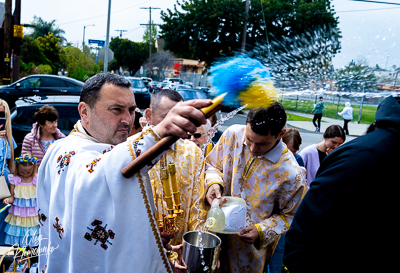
xmin=115 ymin=30 xmax=128 ymax=37
xmin=58 ymin=0 xmax=156 ymax=26
xmin=350 ymin=0 xmax=400 ymax=5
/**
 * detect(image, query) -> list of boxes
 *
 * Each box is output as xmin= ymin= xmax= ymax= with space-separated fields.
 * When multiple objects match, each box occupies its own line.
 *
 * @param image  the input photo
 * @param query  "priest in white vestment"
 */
xmin=36 ymin=73 xmax=211 ymax=273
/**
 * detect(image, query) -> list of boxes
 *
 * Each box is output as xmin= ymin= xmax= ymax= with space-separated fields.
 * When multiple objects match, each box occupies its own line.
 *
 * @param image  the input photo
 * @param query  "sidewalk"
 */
xmin=286 ymin=110 xmax=369 ymax=137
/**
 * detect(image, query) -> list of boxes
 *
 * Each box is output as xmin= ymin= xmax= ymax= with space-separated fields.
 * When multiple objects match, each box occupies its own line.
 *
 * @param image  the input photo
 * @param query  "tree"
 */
xmin=25 ymin=16 xmax=66 ymax=43
xmin=20 ymin=36 xmax=50 ymax=67
xmin=63 ymin=46 xmax=99 ymax=81
xmin=334 ymin=59 xmax=377 ymax=92
xmin=141 ymin=51 xmax=177 ymax=80
xmin=37 ymin=33 xmax=65 ymax=74
xmin=142 ymin=51 xmax=176 ymax=70
xmin=109 ymin=37 xmax=153 ymax=75
xmin=160 ymin=0 xmax=341 ymax=67
xmin=142 ymin=20 xmax=158 ymax=44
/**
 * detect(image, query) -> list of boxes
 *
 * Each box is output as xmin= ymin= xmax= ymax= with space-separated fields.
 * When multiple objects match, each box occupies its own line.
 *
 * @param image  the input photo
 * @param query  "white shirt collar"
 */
xmin=244 ymin=139 xmax=284 ymax=164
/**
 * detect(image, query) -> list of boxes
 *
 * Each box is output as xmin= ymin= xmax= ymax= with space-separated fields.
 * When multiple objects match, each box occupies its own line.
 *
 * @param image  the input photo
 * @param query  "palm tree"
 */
xmin=25 ymin=16 xmax=66 ymax=43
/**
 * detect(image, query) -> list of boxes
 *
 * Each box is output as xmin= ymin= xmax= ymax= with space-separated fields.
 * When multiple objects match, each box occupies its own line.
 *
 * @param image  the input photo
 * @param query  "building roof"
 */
xmin=174 ymin=58 xmax=205 ymax=68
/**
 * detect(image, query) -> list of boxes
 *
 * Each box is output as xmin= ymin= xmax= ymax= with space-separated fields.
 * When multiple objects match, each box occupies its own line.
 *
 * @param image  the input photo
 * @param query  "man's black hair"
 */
xmin=150 ymin=89 xmax=183 ymax=112
xmin=80 ymin=73 xmax=132 ymax=108
xmin=246 ymin=102 xmax=287 ymax=137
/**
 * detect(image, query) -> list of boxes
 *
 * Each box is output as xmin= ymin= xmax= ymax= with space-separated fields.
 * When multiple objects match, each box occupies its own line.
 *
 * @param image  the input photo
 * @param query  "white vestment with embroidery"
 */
xmin=37 ymin=121 xmax=172 ymax=273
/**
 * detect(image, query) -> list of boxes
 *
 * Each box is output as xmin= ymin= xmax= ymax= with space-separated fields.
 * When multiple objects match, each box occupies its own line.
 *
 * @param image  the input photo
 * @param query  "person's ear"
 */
xmin=144 ymin=108 xmax=152 ymax=125
xmin=278 ymin=127 xmax=286 ymax=139
xmin=78 ymin=102 xmax=90 ymax=124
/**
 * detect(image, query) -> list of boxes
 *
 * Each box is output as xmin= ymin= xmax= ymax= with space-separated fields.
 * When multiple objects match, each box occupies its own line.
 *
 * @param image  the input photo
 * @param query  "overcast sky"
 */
xmin=3 ymin=0 xmax=400 ymax=70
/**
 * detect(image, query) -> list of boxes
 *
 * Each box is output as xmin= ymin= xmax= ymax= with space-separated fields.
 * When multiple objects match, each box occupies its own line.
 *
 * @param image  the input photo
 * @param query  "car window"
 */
xmin=42 ymin=78 xmax=68 ymax=87
xmin=178 ymin=90 xmax=207 ymax=101
xmin=18 ymin=77 xmax=41 ymax=88
xmin=129 ymin=79 xmax=145 ymax=88
xmin=195 ymin=91 xmax=207 ymax=99
xmin=13 ymin=106 xmax=37 ymax=124
xmin=63 ymin=80 xmax=79 ymax=87
xmin=57 ymin=106 xmax=80 ymax=130
xmin=178 ymin=91 xmax=194 ymax=101
xmin=12 ymin=104 xmax=79 ymax=129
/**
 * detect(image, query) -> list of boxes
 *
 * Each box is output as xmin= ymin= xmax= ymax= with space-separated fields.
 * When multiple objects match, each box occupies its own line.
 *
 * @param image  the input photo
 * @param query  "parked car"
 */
xmin=0 ymin=74 xmax=84 ymax=108
xmin=10 ymin=95 xmax=81 ymax=155
xmin=163 ymin=77 xmax=194 ymax=87
xmin=174 ymin=84 xmax=193 ymax=91
xmin=156 ymin=82 xmax=168 ymax=91
xmin=195 ymin=86 xmax=213 ymax=99
xmin=147 ymin=81 xmax=160 ymax=93
xmin=125 ymin=77 xmax=150 ymax=108
xmin=141 ymin=77 xmax=152 ymax=87
xmin=176 ymin=89 xmax=208 ymax=101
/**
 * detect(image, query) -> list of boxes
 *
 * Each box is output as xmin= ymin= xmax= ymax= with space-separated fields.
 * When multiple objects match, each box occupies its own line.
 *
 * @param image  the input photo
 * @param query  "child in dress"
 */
xmin=2 ymin=154 xmax=39 ymax=246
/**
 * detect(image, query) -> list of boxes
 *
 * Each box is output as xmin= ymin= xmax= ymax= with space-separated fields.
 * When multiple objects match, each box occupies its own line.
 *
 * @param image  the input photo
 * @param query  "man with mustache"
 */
xmin=36 ymin=73 xmax=211 ymax=273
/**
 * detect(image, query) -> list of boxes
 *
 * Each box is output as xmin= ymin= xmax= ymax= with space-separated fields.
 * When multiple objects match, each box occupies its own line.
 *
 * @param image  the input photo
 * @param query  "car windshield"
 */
xmin=129 ymin=79 xmax=145 ymax=88
xmin=178 ymin=90 xmax=207 ymax=101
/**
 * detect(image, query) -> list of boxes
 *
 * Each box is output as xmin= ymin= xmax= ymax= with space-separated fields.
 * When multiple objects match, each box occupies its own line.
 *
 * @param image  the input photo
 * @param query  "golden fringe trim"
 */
xmin=69 ymin=123 xmax=100 ymax=142
xmin=242 ymin=155 xmax=260 ymax=181
xmin=128 ymin=135 xmax=172 ymax=273
xmin=281 ymin=214 xmax=290 ymax=229
xmin=254 ymin=223 xmax=265 ymax=250
xmin=205 ymin=143 xmax=213 ymax=157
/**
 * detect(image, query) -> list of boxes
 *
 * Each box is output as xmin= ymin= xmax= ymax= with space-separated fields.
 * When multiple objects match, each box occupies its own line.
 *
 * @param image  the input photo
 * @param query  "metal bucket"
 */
xmin=181 ymin=231 xmax=221 ymax=273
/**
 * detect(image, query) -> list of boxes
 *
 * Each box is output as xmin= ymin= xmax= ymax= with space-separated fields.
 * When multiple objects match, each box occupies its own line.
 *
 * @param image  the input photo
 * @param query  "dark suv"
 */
xmin=0 ymin=74 xmax=83 ymax=108
xmin=11 ymin=96 xmax=81 ymax=155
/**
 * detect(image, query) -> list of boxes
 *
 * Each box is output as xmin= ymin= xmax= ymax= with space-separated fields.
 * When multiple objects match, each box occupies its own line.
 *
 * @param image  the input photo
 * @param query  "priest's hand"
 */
xmin=153 ymin=99 xmax=212 ymax=139
xmin=206 ymin=184 xmax=222 ymax=206
xmin=167 ymin=244 xmax=187 ymax=273
xmin=160 ymin=231 xmax=175 ymax=250
xmin=236 ymin=225 xmax=259 ymax=244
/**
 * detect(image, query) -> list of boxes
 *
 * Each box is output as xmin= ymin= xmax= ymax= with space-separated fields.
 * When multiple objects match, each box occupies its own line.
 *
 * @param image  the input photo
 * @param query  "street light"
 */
xmin=82 ymin=24 xmax=95 ymax=52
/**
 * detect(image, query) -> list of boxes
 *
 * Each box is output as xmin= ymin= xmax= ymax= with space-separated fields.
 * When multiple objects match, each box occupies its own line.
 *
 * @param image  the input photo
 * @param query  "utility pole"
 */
xmin=241 ymin=0 xmax=250 ymax=55
xmin=104 ymin=0 xmax=112 ymax=73
xmin=82 ymin=24 xmax=95 ymax=53
xmin=140 ymin=7 xmax=160 ymax=78
xmin=115 ymin=30 xmax=127 ymax=38
xmin=3 ymin=0 xmax=12 ymax=84
xmin=13 ymin=0 xmax=21 ymax=82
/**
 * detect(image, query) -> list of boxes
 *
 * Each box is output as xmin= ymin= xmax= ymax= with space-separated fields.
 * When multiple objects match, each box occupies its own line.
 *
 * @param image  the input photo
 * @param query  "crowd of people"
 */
xmin=0 ymin=72 xmax=398 ymax=273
